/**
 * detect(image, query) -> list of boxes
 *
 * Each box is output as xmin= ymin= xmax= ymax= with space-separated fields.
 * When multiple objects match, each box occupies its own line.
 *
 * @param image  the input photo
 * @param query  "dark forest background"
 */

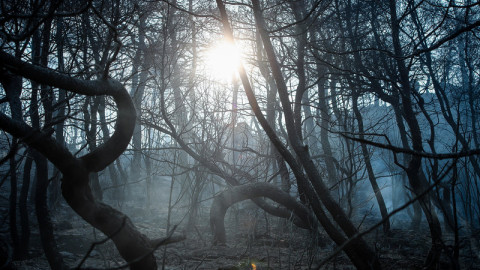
xmin=1 ymin=0 xmax=480 ymax=269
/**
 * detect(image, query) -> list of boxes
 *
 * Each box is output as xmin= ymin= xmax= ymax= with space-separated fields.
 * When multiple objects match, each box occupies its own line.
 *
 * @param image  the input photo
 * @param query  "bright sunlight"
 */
xmin=204 ymin=39 xmax=242 ymax=82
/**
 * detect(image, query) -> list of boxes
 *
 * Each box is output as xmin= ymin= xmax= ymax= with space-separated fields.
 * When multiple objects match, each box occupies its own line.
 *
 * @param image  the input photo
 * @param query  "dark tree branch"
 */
xmin=340 ymin=132 xmax=479 ymax=160
xmin=210 ymin=182 xmax=314 ymax=244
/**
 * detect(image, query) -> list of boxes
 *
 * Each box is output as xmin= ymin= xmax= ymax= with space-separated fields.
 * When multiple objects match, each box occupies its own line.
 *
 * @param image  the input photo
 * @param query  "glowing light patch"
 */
xmin=204 ymin=40 xmax=241 ymax=82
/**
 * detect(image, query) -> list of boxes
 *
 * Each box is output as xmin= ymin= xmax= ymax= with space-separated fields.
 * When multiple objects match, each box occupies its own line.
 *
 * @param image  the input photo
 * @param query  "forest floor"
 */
xmin=6 ymin=200 xmax=480 ymax=270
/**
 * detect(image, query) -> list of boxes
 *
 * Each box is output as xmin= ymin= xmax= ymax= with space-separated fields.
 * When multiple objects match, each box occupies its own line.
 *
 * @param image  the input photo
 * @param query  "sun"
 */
xmin=204 ymin=39 xmax=242 ymax=82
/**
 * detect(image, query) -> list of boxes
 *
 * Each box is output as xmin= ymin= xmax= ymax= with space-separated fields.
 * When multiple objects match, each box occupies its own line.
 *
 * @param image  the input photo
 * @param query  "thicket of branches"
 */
xmin=1 ymin=0 xmax=479 ymax=269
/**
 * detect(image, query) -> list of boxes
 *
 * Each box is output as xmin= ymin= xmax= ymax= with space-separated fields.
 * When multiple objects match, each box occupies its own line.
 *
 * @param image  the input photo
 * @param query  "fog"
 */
xmin=1 ymin=0 xmax=480 ymax=269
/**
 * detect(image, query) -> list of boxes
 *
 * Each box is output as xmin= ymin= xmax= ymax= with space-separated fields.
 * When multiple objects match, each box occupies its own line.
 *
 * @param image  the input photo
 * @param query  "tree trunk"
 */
xmin=19 ymin=152 xmax=32 ymax=258
xmin=388 ymin=1 xmax=443 ymax=266
xmin=0 ymin=49 xmax=160 ymax=270
xmin=352 ymin=92 xmax=390 ymax=233
xmin=210 ymin=182 xmax=313 ymax=244
xmin=2 ymin=72 xmax=22 ymax=259
xmin=216 ymin=1 xmax=381 ymax=268
xmin=8 ymin=142 xmax=19 ymax=259
xmin=33 ymin=150 xmax=67 ymax=270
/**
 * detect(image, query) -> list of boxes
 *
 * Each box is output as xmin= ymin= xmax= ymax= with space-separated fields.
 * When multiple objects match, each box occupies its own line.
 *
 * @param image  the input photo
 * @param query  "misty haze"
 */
xmin=0 ymin=0 xmax=479 ymax=269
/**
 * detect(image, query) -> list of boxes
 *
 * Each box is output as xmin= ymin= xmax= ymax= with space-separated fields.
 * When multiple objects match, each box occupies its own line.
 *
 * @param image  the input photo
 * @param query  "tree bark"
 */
xmin=0 ymin=50 xmax=158 ymax=270
xmin=216 ymin=1 xmax=381 ymax=268
xmin=210 ymin=182 xmax=313 ymax=244
xmin=1 ymin=69 xmax=22 ymax=259
xmin=388 ymin=1 xmax=443 ymax=266
xmin=19 ymin=152 xmax=32 ymax=258
xmin=352 ymin=92 xmax=390 ymax=233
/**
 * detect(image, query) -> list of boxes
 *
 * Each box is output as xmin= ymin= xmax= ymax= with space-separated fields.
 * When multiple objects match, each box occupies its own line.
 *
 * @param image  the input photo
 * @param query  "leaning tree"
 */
xmin=0 ymin=1 xmax=183 ymax=269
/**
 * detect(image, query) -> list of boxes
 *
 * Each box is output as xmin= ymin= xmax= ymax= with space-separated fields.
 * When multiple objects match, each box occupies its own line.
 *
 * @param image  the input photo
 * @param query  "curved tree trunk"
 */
xmin=210 ymin=182 xmax=314 ymax=244
xmin=248 ymin=1 xmax=381 ymax=268
xmin=215 ymin=1 xmax=381 ymax=268
xmin=0 ymin=50 xmax=161 ymax=270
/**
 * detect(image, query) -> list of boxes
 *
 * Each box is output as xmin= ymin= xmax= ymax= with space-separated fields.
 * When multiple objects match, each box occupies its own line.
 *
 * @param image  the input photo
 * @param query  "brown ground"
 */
xmin=8 ymin=201 xmax=480 ymax=270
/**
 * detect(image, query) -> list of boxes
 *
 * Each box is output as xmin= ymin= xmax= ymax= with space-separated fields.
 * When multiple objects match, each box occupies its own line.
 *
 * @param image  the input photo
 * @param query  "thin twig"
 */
xmin=78 ymin=225 xmax=184 ymax=270
xmin=75 ymin=217 xmax=128 ymax=270
xmin=314 ymin=159 xmax=458 ymax=269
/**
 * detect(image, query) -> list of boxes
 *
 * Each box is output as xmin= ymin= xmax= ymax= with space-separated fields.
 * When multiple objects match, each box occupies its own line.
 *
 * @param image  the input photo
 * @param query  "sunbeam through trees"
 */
xmin=1 ymin=0 xmax=480 ymax=269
